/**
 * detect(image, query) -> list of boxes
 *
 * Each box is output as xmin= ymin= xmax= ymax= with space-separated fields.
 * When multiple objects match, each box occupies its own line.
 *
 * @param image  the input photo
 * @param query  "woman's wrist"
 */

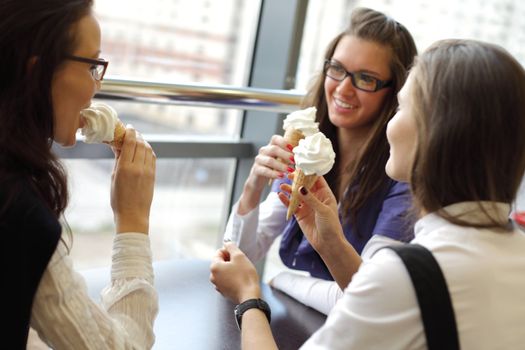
xmin=245 ymin=173 xmax=266 ymax=194
xmin=115 ymin=215 xmax=149 ymax=234
xmin=238 ymin=285 xmax=262 ymax=304
xmin=237 ymin=180 xmax=263 ymax=215
xmin=316 ymin=227 xmax=347 ymax=256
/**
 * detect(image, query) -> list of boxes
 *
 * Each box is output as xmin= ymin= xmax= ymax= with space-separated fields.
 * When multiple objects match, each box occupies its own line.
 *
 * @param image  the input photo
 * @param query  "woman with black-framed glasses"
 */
xmin=0 ymin=0 xmax=157 ymax=348
xmin=65 ymin=54 xmax=109 ymax=81
xmin=222 ymin=7 xmax=418 ymax=317
xmin=212 ymin=38 xmax=525 ymax=350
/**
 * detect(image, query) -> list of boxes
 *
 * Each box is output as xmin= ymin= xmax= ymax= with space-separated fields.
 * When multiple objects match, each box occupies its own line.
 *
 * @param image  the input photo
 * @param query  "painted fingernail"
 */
xmin=278 ymin=172 xmax=285 ymax=178
xmin=300 ymin=186 xmax=308 ymax=195
xmin=289 ymin=156 xmax=295 ymax=164
xmin=287 ymin=167 xmax=294 ymax=173
xmin=286 ymin=144 xmax=294 ymax=151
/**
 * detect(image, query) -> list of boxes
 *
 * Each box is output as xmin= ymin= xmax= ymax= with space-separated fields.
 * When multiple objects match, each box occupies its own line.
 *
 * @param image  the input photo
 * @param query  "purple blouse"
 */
xmin=276 ymin=178 xmax=413 ymax=280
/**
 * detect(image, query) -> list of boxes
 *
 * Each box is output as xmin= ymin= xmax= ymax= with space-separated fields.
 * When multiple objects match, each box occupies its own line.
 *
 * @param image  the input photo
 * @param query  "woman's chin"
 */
xmin=385 ymin=160 xmax=408 ymax=183
xmin=55 ymin=138 xmax=77 ymax=148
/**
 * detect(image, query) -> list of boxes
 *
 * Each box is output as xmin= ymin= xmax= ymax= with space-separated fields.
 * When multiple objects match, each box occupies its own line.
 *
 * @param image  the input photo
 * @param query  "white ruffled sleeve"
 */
xmin=224 ymin=192 xmax=289 ymax=262
xmin=270 ymin=271 xmax=343 ymax=315
xmin=31 ymin=233 xmax=158 ymax=350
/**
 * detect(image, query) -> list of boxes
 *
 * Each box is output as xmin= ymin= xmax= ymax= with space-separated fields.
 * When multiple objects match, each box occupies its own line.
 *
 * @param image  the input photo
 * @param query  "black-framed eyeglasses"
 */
xmin=65 ymin=54 xmax=109 ymax=81
xmin=324 ymin=60 xmax=392 ymax=92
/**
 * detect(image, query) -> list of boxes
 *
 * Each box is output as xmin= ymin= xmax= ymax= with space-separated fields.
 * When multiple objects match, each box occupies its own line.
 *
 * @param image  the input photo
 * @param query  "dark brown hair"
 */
xmin=302 ymin=7 xmax=417 ymax=224
xmin=409 ymin=39 xmax=525 ymax=228
xmin=0 ymin=0 xmax=94 ymax=218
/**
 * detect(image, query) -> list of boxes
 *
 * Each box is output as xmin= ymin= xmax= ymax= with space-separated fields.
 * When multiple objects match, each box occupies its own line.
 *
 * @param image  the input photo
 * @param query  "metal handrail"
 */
xmin=97 ymin=76 xmax=304 ymax=113
xmin=56 ymin=77 xmax=305 ymax=159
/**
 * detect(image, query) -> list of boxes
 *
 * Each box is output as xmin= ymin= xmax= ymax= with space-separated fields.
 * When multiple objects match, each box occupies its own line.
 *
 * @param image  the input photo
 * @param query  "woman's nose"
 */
xmin=335 ymin=76 xmax=356 ymax=95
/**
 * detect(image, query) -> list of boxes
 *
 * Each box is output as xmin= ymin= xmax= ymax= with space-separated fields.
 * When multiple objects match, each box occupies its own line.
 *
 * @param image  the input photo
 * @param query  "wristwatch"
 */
xmin=234 ymin=298 xmax=271 ymax=330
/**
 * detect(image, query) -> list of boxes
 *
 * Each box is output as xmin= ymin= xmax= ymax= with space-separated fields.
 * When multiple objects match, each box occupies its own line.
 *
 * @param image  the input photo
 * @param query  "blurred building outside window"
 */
xmin=68 ymin=0 xmax=525 ymax=272
xmin=68 ymin=0 xmax=261 ymax=269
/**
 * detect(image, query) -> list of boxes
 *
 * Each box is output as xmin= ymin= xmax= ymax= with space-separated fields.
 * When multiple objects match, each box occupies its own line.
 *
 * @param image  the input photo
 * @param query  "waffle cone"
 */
xmin=286 ymin=168 xmax=317 ymax=220
xmin=105 ymin=120 xmax=126 ymax=150
xmin=268 ymin=127 xmax=305 ymax=186
xmin=283 ymin=127 xmax=304 ymax=147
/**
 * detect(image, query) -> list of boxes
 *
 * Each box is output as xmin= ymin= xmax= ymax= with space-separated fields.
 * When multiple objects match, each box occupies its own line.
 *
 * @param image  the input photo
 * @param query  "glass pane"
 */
xmin=94 ymin=0 xmax=261 ymax=137
xmin=95 ymin=0 xmax=260 ymax=85
xmin=65 ymin=1 xmax=262 ymax=268
xmin=296 ymin=0 xmax=525 ymax=91
xmin=66 ymin=158 xmax=235 ymax=269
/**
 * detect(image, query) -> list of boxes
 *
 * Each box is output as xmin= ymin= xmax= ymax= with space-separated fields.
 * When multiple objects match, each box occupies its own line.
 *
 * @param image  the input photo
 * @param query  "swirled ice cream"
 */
xmin=80 ymin=102 xmax=125 ymax=149
xmin=268 ymin=107 xmax=320 ymax=186
xmin=293 ymin=132 xmax=335 ymax=176
xmin=282 ymin=106 xmax=319 ymax=137
xmin=286 ymin=132 xmax=335 ymax=220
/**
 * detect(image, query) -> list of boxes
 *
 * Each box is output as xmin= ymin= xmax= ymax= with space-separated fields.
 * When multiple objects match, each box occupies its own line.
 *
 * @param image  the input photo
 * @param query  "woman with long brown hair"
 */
xmin=223 ymin=7 xmax=417 ymax=314
xmin=0 ymin=0 xmax=157 ymax=348
xmin=212 ymin=39 xmax=525 ymax=350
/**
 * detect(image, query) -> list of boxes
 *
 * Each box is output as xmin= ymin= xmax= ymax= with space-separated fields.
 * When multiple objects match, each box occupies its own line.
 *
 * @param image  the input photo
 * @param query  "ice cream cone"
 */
xmin=268 ymin=106 xmax=319 ymax=186
xmin=81 ymin=102 xmax=127 ymax=149
xmin=268 ymin=127 xmax=305 ymax=186
xmin=286 ymin=131 xmax=335 ymax=220
xmin=283 ymin=127 xmax=305 ymax=148
xmin=286 ymin=168 xmax=318 ymax=220
xmin=107 ymin=120 xmax=126 ymax=150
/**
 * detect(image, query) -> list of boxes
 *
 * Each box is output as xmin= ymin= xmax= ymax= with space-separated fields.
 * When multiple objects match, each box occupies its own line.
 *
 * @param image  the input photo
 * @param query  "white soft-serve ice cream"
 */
xmin=286 ymin=131 xmax=335 ymax=220
xmin=80 ymin=102 xmax=126 ymax=149
xmin=282 ymin=106 xmax=319 ymax=138
xmin=268 ymin=107 xmax=320 ymax=186
xmin=293 ymin=132 xmax=335 ymax=175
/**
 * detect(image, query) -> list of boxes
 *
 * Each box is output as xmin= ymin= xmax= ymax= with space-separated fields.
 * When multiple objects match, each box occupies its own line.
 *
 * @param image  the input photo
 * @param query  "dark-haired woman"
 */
xmin=0 ymin=1 xmax=157 ymax=348
xmin=212 ymin=38 xmax=525 ymax=350
xmin=223 ymin=7 xmax=417 ymax=314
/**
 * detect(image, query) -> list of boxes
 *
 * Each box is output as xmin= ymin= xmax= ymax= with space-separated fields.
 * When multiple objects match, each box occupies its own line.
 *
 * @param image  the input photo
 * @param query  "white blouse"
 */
xmin=269 ymin=234 xmax=401 ymax=315
xmin=224 ymin=192 xmax=399 ymax=315
xmin=30 ymin=233 xmax=158 ymax=349
xmin=301 ymin=202 xmax=525 ymax=349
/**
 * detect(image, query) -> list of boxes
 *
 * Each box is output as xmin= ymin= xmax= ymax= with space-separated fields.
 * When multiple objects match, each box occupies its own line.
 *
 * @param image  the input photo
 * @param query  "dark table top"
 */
xmin=81 ymin=259 xmax=327 ymax=350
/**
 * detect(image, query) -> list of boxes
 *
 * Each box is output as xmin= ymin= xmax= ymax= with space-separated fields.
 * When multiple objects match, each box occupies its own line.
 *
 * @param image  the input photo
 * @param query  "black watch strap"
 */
xmin=234 ymin=298 xmax=271 ymax=330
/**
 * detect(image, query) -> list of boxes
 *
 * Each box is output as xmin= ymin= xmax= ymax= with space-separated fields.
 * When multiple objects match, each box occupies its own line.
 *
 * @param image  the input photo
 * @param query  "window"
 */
xmin=68 ymin=0 xmax=262 ymax=268
xmin=295 ymin=0 xmax=525 ymax=91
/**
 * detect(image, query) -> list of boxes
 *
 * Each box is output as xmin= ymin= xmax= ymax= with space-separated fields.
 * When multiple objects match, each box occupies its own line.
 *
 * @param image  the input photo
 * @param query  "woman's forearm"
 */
xmin=318 ymin=239 xmax=362 ymax=290
xmin=237 ymin=180 xmax=265 ymax=215
xmin=241 ymin=309 xmax=278 ymax=350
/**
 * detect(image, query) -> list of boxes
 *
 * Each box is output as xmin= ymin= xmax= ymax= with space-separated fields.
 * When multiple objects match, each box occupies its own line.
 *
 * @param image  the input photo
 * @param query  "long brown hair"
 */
xmin=409 ymin=39 xmax=525 ymax=228
xmin=0 ymin=0 xmax=93 ymax=218
xmin=302 ymin=7 xmax=417 ymax=224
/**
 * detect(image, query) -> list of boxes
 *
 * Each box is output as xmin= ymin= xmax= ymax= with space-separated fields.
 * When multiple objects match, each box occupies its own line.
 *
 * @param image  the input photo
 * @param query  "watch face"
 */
xmin=234 ymin=306 xmax=242 ymax=330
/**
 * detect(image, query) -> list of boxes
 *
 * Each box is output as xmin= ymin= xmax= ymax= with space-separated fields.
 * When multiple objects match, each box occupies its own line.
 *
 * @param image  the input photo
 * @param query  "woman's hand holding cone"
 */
xmin=278 ymin=176 xmax=343 ymax=253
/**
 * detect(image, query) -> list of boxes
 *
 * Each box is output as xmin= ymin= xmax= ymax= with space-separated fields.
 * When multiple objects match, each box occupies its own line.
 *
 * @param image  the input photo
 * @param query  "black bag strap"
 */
xmin=387 ymin=244 xmax=460 ymax=350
